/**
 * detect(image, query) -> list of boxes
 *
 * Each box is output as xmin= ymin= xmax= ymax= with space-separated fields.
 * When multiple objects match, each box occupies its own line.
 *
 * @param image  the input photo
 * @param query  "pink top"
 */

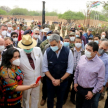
xmin=14 ymin=30 xmax=24 ymax=35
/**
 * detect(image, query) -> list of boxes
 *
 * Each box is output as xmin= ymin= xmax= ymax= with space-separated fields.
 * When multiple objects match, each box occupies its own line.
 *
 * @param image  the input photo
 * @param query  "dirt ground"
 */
xmin=35 ymin=84 xmax=106 ymax=108
xmin=1 ymin=15 xmax=108 ymax=26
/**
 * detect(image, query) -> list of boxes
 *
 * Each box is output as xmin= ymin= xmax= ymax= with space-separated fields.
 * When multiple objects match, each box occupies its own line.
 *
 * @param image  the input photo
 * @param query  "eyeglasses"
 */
xmin=13 ymin=36 xmax=18 ymax=38
xmin=35 ymin=33 xmax=39 ymax=35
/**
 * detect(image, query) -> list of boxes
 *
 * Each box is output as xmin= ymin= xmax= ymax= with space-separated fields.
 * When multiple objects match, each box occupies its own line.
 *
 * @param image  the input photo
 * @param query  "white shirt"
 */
xmin=7 ymin=31 xmax=12 ymax=37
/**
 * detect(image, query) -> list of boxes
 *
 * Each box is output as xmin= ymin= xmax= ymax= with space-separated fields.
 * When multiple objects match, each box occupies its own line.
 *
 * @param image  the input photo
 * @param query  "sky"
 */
xmin=0 ymin=0 xmax=104 ymax=13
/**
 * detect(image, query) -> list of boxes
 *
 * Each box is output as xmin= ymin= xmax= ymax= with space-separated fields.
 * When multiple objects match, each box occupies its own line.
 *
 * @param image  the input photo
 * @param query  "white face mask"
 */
xmin=13 ymin=38 xmax=18 ymax=42
xmin=85 ymin=50 xmax=92 ymax=58
xmin=88 ymin=40 xmax=93 ymax=43
xmin=2 ymin=31 xmax=7 ymax=36
xmin=0 ymin=46 xmax=5 ymax=52
xmin=34 ymin=35 xmax=39 ymax=39
xmin=70 ymin=37 xmax=75 ymax=41
xmin=8 ymin=27 xmax=12 ymax=31
xmin=75 ymin=43 xmax=82 ymax=48
xmin=101 ymin=35 xmax=105 ymax=38
xmin=12 ymin=59 xmax=20 ymax=66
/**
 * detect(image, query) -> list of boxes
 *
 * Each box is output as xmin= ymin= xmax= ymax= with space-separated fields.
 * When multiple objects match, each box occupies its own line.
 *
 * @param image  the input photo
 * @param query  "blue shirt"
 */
xmin=99 ymin=53 xmax=108 ymax=86
xmin=83 ymin=33 xmax=93 ymax=43
xmin=42 ymin=36 xmax=47 ymax=41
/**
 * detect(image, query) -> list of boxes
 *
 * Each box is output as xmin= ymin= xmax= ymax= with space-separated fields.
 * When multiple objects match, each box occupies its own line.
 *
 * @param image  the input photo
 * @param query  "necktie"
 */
xmin=26 ymin=53 xmax=35 ymax=70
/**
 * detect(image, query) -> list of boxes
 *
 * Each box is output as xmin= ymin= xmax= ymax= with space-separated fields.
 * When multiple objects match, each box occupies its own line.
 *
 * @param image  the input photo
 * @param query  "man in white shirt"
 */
xmin=18 ymin=34 xmax=43 ymax=108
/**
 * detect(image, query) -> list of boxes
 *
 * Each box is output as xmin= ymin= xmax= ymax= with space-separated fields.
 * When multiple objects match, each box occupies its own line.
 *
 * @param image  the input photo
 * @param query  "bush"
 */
xmin=0 ymin=8 xmax=7 ymax=15
xmin=58 ymin=10 xmax=85 ymax=20
xmin=9 ymin=8 xmax=28 ymax=15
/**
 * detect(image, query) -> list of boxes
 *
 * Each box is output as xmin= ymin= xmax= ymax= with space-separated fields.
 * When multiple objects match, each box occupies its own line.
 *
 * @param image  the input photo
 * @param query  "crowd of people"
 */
xmin=0 ymin=18 xmax=108 ymax=108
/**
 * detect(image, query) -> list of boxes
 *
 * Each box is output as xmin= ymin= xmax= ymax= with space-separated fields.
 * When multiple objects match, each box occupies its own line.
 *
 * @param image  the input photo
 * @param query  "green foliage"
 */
xmin=8 ymin=8 xmax=58 ymax=16
xmin=58 ymin=10 xmax=85 ymax=20
xmin=90 ymin=10 xmax=108 ymax=21
xmin=9 ymin=8 xmax=28 ymax=15
xmin=28 ymin=11 xmax=41 ymax=16
xmin=103 ymin=4 xmax=108 ymax=10
xmin=0 ymin=8 xmax=7 ymax=15
xmin=45 ymin=11 xmax=58 ymax=16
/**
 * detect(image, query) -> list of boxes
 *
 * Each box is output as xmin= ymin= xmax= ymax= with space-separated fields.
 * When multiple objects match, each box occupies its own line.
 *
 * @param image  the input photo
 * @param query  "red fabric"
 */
xmin=26 ymin=53 xmax=35 ymax=70
xmin=78 ymin=25 xmax=81 ymax=28
xmin=18 ymin=30 xmax=22 ymax=41
xmin=31 ymin=32 xmax=33 ymax=37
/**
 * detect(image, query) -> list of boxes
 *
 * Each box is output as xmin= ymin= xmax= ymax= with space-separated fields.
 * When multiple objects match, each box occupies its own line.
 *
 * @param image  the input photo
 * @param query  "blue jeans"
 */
xmin=92 ymin=93 xmax=101 ymax=108
xmin=46 ymin=78 xmax=68 ymax=108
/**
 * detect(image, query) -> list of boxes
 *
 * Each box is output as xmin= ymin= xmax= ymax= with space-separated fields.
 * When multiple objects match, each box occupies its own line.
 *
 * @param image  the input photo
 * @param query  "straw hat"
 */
xmin=18 ymin=34 xmax=37 ymax=49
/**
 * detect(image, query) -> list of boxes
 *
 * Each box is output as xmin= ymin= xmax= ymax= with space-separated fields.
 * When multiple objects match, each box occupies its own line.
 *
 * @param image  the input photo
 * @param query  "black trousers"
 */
xmin=64 ymin=71 xmax=76 ymax=101
xmin=70 ymin=71 xmax=76 ymax=101
xmin=64 ymin=74 xmax=73 ymax=101
xmin=42 ymin=75 xmax=47 ymax=100
xmin=76 ymin=85 xmax=94 ymax=108
xmin=104 ymin=93 xmax=108 ymax=108
xmin=46 ymin=78 xmax=68 ymax=108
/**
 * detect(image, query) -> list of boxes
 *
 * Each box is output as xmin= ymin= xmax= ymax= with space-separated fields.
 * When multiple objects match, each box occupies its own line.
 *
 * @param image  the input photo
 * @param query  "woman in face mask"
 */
xmin=0 ymin=48 xmax=39 ymax=108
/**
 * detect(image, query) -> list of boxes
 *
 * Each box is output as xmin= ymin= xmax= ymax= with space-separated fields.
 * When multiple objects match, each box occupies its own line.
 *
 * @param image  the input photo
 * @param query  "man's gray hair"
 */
xmin=7 ymin=22 xmax=12 ymax=26
xmin=33 ymin=28 xmax=39 ymax=33
xmin=102 ymin=40 xmax=108 ymax=47
xmin=49 ymin=34 xmax=60 ymax=42
xmin=100 ymin=38 xmax=108 ymax=41
xmin=0 ymin=24 xmax=7 ymax=29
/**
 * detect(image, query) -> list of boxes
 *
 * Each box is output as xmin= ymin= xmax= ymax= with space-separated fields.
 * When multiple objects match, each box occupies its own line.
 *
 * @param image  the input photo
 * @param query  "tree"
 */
xmin=58 ymin=10 xmax=85 ymax=22
xmin=45 ymin=11 xmax=58 ymax=16
xmin=0 ymin=6 xmax=11 ymax=13
xmin=0 ymin=8 xmax=7 ymax=15
xmin=29 ymin=11 xmax=41 ymax=16
xmin=90 ymin=10 xmax=108 ymax=21
xmin=9 ymin=8 xmax=28 ymax=15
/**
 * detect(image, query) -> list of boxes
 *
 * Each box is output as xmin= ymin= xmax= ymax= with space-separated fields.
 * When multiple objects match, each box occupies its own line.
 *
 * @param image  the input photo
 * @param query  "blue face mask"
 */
xmin=17 ymin=27 xmax=19 ymax=30
xmin=24 ymin=48 xmax=33 ymax=53
xmin=47 ymin=36 xmax=50 ymax=40
xmin=76 ymin=35 xmax=79 ymax=37
xmin=50 ymin=46 xmax=59 ymax=52
xmin=94 ymin=40 xmax=99 ymax=44
xmin=63 ymin=42 xmax=70 ymax=47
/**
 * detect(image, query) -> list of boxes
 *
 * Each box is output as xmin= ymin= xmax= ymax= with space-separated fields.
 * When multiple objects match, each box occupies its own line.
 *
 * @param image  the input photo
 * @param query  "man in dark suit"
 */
xmin=33 ymin=28 xmax=42 ymax=47
xmin=11 ymin=32 xmax=18 ymax=47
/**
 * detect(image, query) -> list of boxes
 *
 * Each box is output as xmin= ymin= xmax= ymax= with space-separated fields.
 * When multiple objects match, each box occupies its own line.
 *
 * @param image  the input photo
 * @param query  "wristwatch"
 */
xmin=92 ymin=91 xmax=95 ymax=96
xmin=60 ymin=78 xmax=63 ymax=83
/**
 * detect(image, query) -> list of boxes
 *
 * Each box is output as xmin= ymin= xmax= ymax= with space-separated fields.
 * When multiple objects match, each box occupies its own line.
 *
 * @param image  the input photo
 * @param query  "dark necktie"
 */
xmin=26 ymin=53 xmax=35 ymax=70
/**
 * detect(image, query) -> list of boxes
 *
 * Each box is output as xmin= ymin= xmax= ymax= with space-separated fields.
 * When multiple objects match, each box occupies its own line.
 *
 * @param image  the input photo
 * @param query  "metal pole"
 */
xmin=42 ymin=1 xmax=45 ymax=26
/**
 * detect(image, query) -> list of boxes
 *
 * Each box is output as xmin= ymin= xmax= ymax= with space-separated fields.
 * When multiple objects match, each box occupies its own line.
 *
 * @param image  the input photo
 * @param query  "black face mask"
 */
xmin=6 ymin=44 xmax=13 ymax=49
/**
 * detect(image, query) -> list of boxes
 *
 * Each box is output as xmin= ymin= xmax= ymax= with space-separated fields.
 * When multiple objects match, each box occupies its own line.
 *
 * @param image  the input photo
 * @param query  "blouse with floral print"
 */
xmin=0 ymin=66 xmax=23 ymax=107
